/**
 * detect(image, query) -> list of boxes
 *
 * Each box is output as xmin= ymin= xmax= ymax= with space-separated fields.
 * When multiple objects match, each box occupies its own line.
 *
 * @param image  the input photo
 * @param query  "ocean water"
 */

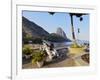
xmin=66 ymin=40 xmax=89 ymax=46
xmin=52 ymin=40 xmax=89 ymax=47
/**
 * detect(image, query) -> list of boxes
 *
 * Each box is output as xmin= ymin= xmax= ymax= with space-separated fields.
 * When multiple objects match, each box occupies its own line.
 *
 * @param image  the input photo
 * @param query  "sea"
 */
xmin=67 ymin=40 xmax=89 ymax=46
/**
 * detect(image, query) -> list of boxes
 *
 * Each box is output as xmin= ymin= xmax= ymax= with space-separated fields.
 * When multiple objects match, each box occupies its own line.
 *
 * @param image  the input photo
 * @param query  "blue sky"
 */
xmin=22 ymin=11 xmax=89 ymax=41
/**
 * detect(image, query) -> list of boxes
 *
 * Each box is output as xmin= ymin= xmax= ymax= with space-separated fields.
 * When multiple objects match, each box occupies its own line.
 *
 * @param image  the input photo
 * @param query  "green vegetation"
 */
xmin=23 ymin=34 xmax=33 ymax=44
xmin=32 ymin=38 xmax=42 ymax=44
xmin=22 ymin=46 xmax=33 ymax=55
xmin=32 ymin=50 xmax=46 ymax=64
xmin=23 ymin=33 xmax=70 ymax=44
xmin=45 ymin=33 xmax=67 ymax=42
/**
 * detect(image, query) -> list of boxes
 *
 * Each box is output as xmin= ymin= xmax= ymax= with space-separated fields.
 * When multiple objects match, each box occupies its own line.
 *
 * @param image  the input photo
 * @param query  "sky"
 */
xmin=22 ymin=11 xmax=89 ymax=41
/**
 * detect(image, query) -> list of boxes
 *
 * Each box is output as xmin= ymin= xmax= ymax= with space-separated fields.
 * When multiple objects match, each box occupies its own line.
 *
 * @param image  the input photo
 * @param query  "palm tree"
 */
xmin=69 ymin=13 xmax=86 ymax=44
xmin=48 ymin=12 xmax=86 ymax=44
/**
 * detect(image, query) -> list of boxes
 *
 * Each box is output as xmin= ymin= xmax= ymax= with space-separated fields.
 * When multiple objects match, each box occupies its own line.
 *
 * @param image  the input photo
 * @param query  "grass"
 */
xmin=69 ymin=47 xmax=84 ymax=53
xmin=69 ymin=43 xmax=84 ymax=55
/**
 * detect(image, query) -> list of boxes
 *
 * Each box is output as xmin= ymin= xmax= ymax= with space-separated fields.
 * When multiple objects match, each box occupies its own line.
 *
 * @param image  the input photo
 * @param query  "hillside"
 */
xmin=22 ymin=16 xmax=71 ymax=44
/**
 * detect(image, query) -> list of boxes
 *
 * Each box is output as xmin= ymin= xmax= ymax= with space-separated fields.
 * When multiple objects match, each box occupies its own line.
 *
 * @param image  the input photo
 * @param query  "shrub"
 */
xmin=32 ymin=50 xmax=46 ymax=63
xmin=22 ymin=46 xmax=33 ymax=55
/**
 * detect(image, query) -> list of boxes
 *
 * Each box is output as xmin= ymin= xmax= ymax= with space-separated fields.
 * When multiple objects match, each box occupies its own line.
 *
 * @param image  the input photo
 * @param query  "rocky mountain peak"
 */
xmin=56 ymin=27 xmax=67 ymax=39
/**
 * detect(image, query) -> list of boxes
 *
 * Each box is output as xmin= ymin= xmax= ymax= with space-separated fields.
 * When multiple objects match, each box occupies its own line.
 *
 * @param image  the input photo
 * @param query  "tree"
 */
xmin=69 ymin=13 xmax=86 ymax=43
xmin=23 ymin=34 xmax=33 ymax=44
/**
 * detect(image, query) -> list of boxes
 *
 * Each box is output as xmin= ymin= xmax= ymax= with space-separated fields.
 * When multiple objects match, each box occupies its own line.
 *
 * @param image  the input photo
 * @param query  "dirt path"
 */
xmin=22 ymin=52 xmax=89 ymax=69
